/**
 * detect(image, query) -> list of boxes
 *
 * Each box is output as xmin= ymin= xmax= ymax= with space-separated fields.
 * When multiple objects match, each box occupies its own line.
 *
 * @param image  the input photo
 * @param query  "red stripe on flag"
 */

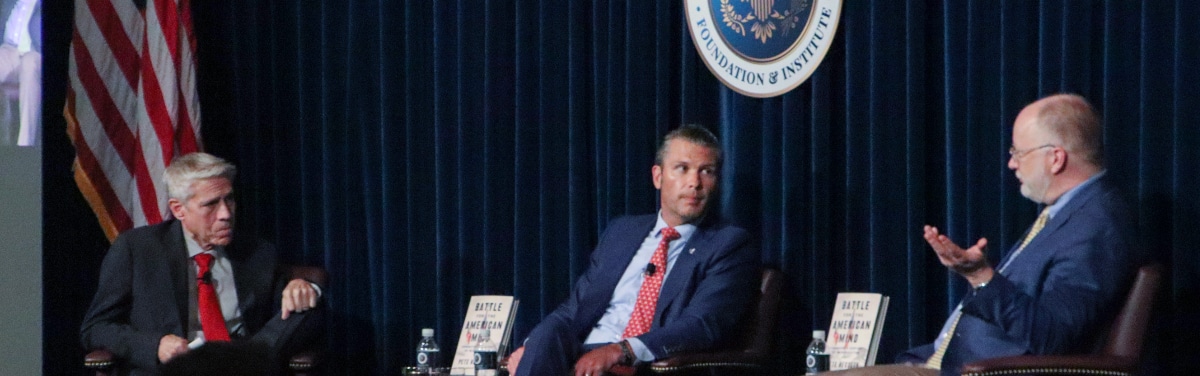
xmin=153 ymin=0 xmax=181 ymax=67
xmin=84 ymin=0 xmax=140 ymax=88
xmin=176 ymin=0 xmax=201 ymax=154
xmin=176 ymin=94 xmax=199 ymax=154
xmin=180 ymin=0 xmax=197 ymax=60
xmin=65 ymin=90 xmax=135 ymax=238
xmin=139 ymin=34 xmax=178 ymax=164
xmin=73 ymin=31 xmax=163 ymax=227
xmin=72 ymin=0 xmax=201 ymax=238
xmin=71 ymin=28 xmax=147 ymax=179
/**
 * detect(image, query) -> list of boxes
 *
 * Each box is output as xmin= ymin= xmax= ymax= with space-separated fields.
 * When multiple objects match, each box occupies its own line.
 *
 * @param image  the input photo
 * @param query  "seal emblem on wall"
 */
xmin=686 ymin=0 xmax=842 ymax=98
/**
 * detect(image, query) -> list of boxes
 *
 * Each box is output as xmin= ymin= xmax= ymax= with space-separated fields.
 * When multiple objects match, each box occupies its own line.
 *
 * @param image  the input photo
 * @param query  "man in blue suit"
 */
xmin=835 ymin=94 xmax=1143 ymax=376
xmin=506 ymin=125 xmax=759 ymax=376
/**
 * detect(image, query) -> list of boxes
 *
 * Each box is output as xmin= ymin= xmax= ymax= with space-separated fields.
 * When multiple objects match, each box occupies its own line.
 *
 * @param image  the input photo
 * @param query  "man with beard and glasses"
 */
xmin=81 ymin=152 xmax=323 ymax=375
xmin=506 ymin=125 xmax=760 ymax=376
xmin=829 ymin=94 xmax=1145 ymax=376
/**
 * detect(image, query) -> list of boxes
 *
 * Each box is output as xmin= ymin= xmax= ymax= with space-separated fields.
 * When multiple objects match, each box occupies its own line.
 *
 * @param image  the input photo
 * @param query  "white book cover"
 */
xmin=826 ymin=292 xmax=889 ymax=371
xmin=449 ymin=295 xmax=519 ymax=376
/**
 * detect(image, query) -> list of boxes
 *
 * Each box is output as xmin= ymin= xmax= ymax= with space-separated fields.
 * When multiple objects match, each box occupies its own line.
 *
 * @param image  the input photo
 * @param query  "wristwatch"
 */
xmin=618 ymin=340 xmax=635 ymax=366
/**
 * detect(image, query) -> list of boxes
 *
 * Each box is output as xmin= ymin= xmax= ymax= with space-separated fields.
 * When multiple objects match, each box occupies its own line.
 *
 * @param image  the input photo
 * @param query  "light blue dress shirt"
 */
xmin=583 ymin=212 xmax=697 ymax=362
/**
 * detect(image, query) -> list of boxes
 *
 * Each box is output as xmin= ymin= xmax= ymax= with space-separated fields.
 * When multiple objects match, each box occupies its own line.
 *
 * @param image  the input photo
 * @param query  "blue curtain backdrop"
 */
xmin=42 ymin=0 xmax=1199 ymax=374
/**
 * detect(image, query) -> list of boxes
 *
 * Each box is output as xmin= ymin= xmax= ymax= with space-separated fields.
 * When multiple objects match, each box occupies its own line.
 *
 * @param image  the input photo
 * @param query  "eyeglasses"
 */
xmin=1008 ymin=144 xmax=1056 ymax=159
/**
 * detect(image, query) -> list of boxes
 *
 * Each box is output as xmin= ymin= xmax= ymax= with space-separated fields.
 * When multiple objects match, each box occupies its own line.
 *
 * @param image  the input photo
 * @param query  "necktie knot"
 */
xmin=661 ymin=227 xmax=680 ymax=242
xmin=194 ymin=253 xmax=215 ymax=275
xmin=1016 ymin=207 xmax=1051 ymax=251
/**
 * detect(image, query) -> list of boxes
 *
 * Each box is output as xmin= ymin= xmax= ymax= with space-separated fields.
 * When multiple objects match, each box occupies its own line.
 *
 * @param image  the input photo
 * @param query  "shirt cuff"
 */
xmin=625 ymin=338 xmax=655 ymax=362
xmin=309 ymin=281 xmax=323 ymax=297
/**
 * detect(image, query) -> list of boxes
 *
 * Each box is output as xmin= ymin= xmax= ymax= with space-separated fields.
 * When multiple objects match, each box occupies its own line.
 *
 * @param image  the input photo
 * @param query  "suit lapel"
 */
xmin=602 ymin=217 xmax=656 ymax=296
xmin=231 ymin=244 xmax=258 ymax=316
xmin=653 ymin=223 xmax=709 ymax=320
xmin=1001 ymin=176 xmax=1106 ymax=269
xmin=166 ymin=220 xmax=191 ymax=336
xmin=582 ymin=217 xmax=656 ymax=326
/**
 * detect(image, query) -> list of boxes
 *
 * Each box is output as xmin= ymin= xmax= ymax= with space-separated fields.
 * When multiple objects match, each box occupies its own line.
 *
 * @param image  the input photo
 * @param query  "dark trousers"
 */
xmin=161 ymin=310 xmax=320 ymax=376
xmin=516 ymin=320 xmax=612 ymax=376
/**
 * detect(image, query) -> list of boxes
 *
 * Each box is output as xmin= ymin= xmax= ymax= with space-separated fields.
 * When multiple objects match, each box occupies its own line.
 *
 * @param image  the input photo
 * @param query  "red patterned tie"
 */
xmin=622 ymin=227 xmax=681 ymax=338
xmin=194 ymin=253 xmax=231 ymax=341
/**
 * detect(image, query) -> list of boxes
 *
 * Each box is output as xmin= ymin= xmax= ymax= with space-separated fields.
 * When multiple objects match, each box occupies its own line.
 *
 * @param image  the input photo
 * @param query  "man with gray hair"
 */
xmin=81 ymin=152 xmax=322 ymax=375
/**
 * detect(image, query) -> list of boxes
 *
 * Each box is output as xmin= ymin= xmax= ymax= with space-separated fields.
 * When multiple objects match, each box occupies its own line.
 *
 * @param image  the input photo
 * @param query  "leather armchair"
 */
xmin=84 ymin=265 xmax=327 ymax=376
xmin=647 ymin=268 xmax=783 ymax=375
xmin=961 ymin=263 xmax=1162 ymax=376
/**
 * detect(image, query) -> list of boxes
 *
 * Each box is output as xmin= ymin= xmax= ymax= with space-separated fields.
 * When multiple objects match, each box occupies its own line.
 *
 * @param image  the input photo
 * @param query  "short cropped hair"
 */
xmin=655 ymin=124 xmax=721 ymax=166
xmin=164 ymin=152 xmax=237 ymax=201
xmin=1038 ymin=93 xmax=1104 ymax=168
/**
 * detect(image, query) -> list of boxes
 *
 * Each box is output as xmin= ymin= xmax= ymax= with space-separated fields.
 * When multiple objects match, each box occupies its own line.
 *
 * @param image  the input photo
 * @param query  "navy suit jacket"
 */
xmin=80 ymin=219 xmax=298 ymax=375
xmin=901 ymin=175 xmax=1143 ymax=374
xmin=535 ymin=214 xmax=759 ymax=359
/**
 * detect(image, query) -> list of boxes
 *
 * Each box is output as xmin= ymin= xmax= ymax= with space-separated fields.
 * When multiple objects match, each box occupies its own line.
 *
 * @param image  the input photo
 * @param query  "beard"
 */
xmin=1018 ymin=170 xmax=1051 ymax=204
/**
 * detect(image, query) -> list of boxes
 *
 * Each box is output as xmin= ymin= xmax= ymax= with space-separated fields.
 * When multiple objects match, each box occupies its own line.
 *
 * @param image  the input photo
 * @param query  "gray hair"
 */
xmin=164 ymin=152 xmax=237 ymax=201
xmin=1037 ymin=93 xmax=1104 ymax=168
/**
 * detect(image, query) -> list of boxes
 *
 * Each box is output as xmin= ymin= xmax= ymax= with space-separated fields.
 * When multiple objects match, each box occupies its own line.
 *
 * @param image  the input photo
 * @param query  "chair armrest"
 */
xmin=84 ymin=349 xmax=116 ymax=370
xmin=288 ymin=350 xmax=318 ymax=371
xmin=289 ymin=265 xmax=328 ymax=287
xmin=649 ymin=349 xmax=769 ymax=373
xmin=87 ymin=347 xmax=317 ymax=373
xmin=961 ymin=355 xmax=1136 ymax=376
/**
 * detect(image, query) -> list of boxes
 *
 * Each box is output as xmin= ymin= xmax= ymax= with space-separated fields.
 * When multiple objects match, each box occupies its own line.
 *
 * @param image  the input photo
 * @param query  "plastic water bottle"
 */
xmin=416 ymin=328 xmax=440 ymax=374
xmin=473 ymin=329 xmax=499 ymax=376
xmin=805 ymin=330 xmax=829 ymax=374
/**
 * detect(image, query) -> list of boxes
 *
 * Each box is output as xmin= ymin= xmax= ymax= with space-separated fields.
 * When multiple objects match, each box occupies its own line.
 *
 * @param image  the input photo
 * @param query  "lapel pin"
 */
xmin=688 ymin=248 xmax=696 ymax=254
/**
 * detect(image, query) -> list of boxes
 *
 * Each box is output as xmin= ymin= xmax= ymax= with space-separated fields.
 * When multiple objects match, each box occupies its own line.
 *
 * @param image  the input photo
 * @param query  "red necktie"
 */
xmin=194 ymin=253 xmax=231 ymax=341
xmin=622 ymin=227 xmax=681 ymax=338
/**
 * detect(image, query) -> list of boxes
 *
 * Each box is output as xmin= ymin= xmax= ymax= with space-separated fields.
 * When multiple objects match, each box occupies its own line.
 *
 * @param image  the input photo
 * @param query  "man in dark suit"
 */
xmin=507 ymin=125 xmax=759 ymax=376
xmin=834 ymin=94 xmax=1143 ymax=376
xmin=81 ymin=152 xmax=322 ymax=375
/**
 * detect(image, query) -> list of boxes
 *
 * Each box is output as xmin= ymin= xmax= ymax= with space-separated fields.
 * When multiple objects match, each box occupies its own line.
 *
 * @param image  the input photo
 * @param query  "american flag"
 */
xmin=65 ymin=0 xmax=202 ymax=241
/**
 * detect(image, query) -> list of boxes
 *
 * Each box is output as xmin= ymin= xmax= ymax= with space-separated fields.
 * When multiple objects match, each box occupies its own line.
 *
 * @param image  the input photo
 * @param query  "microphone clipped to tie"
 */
xmin=645 ymin=263 xmax=657 ymax=276
xmin=198 ymin=271 xmax=213 ymax=284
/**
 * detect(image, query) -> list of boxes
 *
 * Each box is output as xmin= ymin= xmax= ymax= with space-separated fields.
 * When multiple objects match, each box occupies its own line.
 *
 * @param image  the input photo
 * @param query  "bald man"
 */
xmin=832 ymin=94 xmax=1144 ymax=375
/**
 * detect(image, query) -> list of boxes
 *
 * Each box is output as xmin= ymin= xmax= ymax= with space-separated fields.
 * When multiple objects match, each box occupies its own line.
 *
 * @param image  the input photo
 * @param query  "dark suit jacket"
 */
xmin=80 ymin=219 xmax=297 ymax=375
xmin=901 ymin=175 xmax=1143 ymax=374
xmin=535 ymin=214 xmax=760 ymax=359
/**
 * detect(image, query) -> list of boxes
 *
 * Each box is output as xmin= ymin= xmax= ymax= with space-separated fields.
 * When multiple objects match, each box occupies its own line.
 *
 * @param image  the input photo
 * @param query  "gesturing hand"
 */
xmin=923 ymin=225 xmax=994 ymax=286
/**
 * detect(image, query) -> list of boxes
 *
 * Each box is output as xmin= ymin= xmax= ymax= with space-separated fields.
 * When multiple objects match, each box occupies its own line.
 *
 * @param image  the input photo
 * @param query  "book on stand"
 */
xmin=449 ymin=295 xmax=519 ymax=375
xmin=825 ymin=292 xmax=888 ymax=371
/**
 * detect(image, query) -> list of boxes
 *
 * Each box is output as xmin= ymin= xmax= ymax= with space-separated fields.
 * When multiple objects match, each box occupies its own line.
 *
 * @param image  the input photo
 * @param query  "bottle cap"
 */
xmin=813 ymin=330 xmax=825 ymax=339
xmin=423 ymin=328 xmax=435 ymax=337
